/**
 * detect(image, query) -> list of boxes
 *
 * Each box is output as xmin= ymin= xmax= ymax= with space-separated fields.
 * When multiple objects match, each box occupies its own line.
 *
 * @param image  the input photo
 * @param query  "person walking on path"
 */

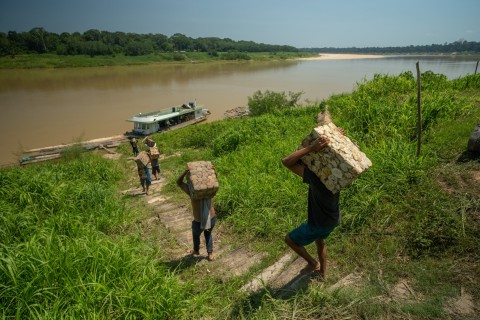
xmin=147 ymin=148 xmax=160 ymax=180
xmin=129 ymin=137 xmax=139 ymax=156
xmin=176 ymin=168 xmax=217 ymax=261
xmin=281 ymin=135 xmax=341 ymax=280
xmin=135 ymin=151 xmax=151 ymax=195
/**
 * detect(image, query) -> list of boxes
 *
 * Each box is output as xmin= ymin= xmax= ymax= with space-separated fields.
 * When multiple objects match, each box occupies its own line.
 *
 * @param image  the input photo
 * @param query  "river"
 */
xmin=0 ymin=54 xmax=478 ymax=166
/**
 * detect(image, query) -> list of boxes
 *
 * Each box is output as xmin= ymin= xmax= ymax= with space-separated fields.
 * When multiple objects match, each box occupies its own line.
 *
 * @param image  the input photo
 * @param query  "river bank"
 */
xmin=298 ymin=53 xmax=386 ymax=60
xmin=0 ymin=52 xmax=316 ymax=69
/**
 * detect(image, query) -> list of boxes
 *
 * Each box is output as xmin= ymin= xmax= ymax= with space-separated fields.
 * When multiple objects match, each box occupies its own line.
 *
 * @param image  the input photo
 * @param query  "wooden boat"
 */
xmin=126 ymin=101 xmax=210 ymax=135
xmin=19 ymin=135 xmax=127 ymax=165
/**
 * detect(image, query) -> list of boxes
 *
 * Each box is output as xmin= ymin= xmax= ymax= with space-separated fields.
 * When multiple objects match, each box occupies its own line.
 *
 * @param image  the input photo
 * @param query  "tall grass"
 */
xmin=0 ymin=154 xmax=204 ymax=318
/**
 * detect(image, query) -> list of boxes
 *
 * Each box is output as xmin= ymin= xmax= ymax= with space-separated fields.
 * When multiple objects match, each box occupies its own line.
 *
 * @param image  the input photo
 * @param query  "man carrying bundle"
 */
xmin=281 ymin=136 xmax=340 ymax=280
xmin=128 ymin=136 xmax=139 ymax=156
xmin=148 ymin=146 xmax=161 ymax=180
xmin=176 ymin=163 xmax=218 ymax=261
xmin=135 ymin=151 xmax=151 ymax=195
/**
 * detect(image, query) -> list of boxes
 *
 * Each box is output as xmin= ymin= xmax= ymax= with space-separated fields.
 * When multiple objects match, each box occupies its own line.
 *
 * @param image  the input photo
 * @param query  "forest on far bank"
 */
xmin=1 ymin=27 xmax=479 ymax=58
xmin=301 ymin=39 xmax=480 ymax=54
xmin=0 ymin=28 xmax=298 ymax=57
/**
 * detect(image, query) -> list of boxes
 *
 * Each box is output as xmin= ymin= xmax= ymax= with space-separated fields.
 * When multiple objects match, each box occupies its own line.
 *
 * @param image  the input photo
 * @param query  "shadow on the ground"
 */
xmin=274 ymin=273 xmax=311 ymax=299
xmin=228 ymin=288 xmax=271 ymax=319
xmin=161 ymin=253 xmax=207 ymax=272
xmin=229 ymin=274 xmax=313 ymax=318
xmin=457 ymin=150 xmax=480 ymax=163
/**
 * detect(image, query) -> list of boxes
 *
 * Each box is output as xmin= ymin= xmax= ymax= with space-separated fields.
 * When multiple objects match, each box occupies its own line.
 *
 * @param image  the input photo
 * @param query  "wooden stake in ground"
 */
xmin=416 ymin=61 xmax=422 ymax=158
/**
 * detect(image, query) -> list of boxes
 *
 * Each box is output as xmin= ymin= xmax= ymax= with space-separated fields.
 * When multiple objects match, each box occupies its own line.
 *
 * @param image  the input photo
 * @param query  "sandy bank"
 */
xmin=299 ymin=53 xmax=385 ymax=60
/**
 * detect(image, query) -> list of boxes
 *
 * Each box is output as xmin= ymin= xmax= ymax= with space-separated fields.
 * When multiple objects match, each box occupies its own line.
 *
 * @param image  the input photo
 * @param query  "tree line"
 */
xmin=301 ymin=39 xmax=480 ymax=54
xmin=1 ymin=28 xmax=478 ymax=58
xmin=0 ymin=28 xmax=298 ymax=57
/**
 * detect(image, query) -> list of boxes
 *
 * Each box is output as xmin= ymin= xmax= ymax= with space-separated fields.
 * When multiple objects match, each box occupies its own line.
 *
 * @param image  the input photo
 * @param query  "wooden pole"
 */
xmin=416 ymin=61 xmax=422 ymax=158
xmin=475 ymin=61 xmax=479 ymax=75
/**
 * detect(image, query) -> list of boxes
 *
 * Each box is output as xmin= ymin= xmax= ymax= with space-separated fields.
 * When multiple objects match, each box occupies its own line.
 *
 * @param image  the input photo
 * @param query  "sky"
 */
xmin=0 ymin=0 xmax=479 ymax=48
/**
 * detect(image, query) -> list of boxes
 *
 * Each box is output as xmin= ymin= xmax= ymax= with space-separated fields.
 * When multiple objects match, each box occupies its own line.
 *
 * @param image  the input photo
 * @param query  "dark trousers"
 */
xmin=132 ymin=146 xmax=139 ymax=156
xmin=192 ymin=216 xmax=216 ymax=253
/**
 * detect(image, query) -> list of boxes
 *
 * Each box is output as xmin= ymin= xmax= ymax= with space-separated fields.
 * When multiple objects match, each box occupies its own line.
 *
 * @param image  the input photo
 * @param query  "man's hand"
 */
xmin=310 ymin=137 xmax=329 ymax=152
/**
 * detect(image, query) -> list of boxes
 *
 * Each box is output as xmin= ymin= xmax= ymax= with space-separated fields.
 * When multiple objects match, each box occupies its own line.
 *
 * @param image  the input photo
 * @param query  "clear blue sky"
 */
xmin=0 ymin=0 xmax=479 ymax=48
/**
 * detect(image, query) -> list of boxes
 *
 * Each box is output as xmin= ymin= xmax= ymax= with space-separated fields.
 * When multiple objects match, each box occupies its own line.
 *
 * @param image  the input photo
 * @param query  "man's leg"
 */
xmin=285 ymin=234 xmax=320 ymax=273
xmin=191 ymin=221 xmax=201 ymax=255
xmin=144 ymin=167 xmax=151 ymax=195
xmin=314 ymin=238 xmax=327 ymax=279
xmin=204 ymin=217 xmax=216 ymax=261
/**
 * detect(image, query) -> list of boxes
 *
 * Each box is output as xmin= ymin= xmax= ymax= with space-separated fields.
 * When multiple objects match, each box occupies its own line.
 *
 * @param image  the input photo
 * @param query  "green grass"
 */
xmin=0 ymin=52 xmax=317 ymax=69
xmin=2 ymin=72 xmax=480 ymax=319
xmin=0 ymin=155 xmax=209 ymax=318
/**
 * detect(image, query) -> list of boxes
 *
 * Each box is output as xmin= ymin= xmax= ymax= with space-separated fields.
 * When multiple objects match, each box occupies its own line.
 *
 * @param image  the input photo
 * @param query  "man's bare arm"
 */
xmin=176 ymin=169 xmax=190 ymax=195
xmin=281 ymin=137 xmax=329 ymax=177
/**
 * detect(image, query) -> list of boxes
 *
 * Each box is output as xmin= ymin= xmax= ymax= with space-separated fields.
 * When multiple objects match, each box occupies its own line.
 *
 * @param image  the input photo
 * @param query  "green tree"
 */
xmin=170 ymin=33 xmax=192 ymax=51
xmin=152 ymin=33 xmax=169 ymax=51
xmin=0 ymin=32 xmax=9 ymax=56
xmin=125 ymin=41 xmax=154 ymax=56
xmin=83 ymin=29 xmax=101 ymax=42
xmin=27 ymin=27 xmax=48 ymax=53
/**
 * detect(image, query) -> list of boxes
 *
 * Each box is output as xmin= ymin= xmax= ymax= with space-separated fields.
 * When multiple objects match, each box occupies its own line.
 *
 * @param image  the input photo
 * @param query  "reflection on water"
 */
xmin=0 ymin=56 xmax=478 ymax=166
xmin=0 ymin=61 xmax=300 ymax=92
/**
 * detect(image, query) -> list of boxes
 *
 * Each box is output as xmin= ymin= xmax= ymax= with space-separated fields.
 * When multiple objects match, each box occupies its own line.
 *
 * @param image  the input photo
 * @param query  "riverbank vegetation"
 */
xmin=302 ymin=39 xmax=480 ymax=55
xmin=0 ymin=51 xmax=315 ymax=69
xmin=1 ymin=72 xmax=479 ymax=318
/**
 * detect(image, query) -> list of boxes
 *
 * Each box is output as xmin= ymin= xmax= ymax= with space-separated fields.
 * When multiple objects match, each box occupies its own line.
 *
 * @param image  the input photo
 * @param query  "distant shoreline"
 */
xmin=298 ymin=53 xmax=386 ymax=60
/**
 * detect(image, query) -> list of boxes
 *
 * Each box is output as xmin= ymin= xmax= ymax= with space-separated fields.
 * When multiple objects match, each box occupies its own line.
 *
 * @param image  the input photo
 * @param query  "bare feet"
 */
xmin=300 ymin=262 xmax=321 ymax=275
xmin=189 ymin=250 xmax=200 ymax=255
xmin=207 ymin=253 xmax=214 ymax=261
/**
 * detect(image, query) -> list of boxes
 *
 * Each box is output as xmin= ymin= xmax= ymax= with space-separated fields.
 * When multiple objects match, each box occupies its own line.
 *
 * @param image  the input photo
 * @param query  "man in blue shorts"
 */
xmin=282 ymin=135 xmax=341 ymax=280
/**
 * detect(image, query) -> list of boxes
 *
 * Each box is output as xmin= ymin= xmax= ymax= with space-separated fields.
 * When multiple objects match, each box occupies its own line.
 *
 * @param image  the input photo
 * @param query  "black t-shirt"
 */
xmin=303 ymin=166 xmax=340 ymax=228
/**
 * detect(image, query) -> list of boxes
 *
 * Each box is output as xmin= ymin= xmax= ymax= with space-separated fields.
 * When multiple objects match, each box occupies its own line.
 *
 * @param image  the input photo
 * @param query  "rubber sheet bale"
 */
xmin=299 ymin=122 xmax=372 ymax=193
xmin=186 ymin=161 xmax=219 ymax=199
xmin=134 ymin=151 xmax=150 ymax=168
xmin=149 ymin=147 xmax=160 ymax=159
xmin=143 ymin=137 xmax=156 ymax=148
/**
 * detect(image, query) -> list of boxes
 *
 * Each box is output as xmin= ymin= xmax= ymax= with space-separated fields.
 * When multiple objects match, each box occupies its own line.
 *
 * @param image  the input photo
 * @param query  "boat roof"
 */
xmin=127 ymin=105 xmax=204 ymax=124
